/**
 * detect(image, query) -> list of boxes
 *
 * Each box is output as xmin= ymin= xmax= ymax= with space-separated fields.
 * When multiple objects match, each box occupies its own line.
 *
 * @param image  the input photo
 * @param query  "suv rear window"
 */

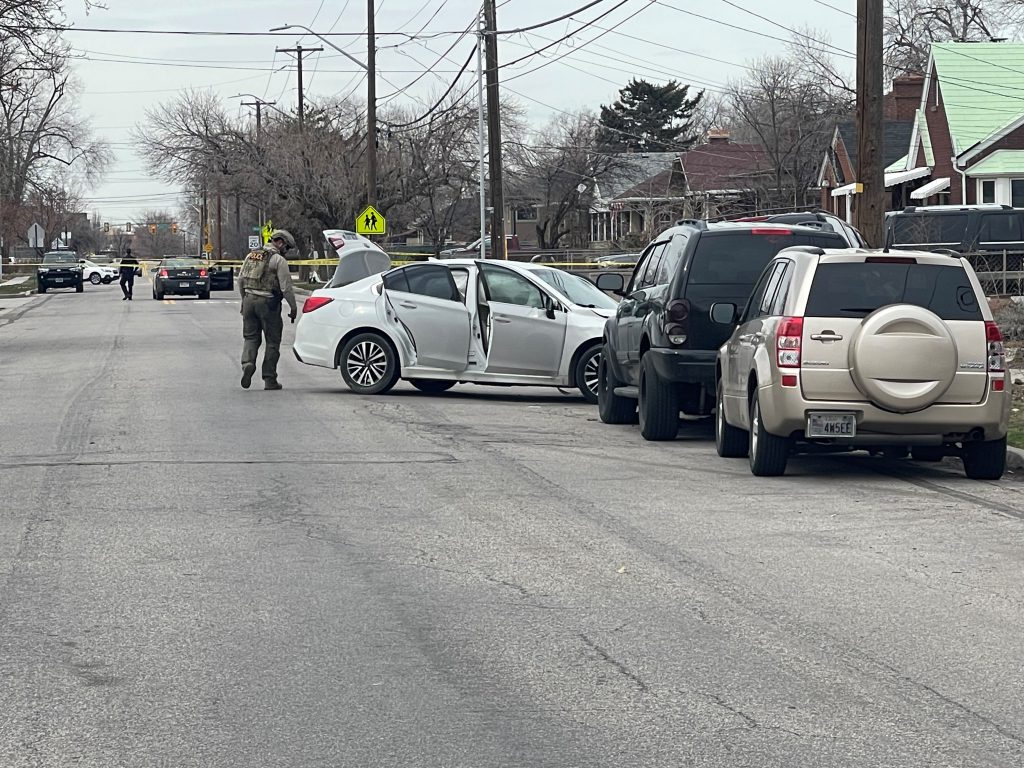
xmin=805 ymin=262 xmax=982 ymax=320
xmin=689 ymin=232 xmax=841 ymax=285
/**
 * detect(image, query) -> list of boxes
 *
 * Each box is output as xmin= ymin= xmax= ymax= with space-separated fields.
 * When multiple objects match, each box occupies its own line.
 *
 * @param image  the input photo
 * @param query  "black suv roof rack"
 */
xmin=674 ymin=218 xmax=709 ymax=230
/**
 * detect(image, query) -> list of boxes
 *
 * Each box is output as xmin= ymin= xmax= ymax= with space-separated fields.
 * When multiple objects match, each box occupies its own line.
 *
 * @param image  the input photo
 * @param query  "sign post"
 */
xmin=27 ymin=223 xmax=44 ymax=249
xmin=355 ymin=205 xmax=386 ymax=236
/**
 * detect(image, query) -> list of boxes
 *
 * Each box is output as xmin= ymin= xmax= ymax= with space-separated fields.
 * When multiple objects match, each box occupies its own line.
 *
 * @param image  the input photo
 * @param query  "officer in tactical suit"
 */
xmin=238 ymin=229 xmax=298 ymax=390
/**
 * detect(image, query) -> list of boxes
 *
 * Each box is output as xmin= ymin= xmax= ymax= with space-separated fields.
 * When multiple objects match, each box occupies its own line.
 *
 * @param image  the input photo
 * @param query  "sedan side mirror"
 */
xmin=710 ymin=302 xmax=738 ymax=325
xmin=595 ymin=272 xmax=625 ymax=295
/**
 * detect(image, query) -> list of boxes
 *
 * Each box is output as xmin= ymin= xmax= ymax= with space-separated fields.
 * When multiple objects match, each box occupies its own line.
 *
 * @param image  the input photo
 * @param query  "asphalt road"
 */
xmin=2 ymin=282 xmax=1024 ymax=767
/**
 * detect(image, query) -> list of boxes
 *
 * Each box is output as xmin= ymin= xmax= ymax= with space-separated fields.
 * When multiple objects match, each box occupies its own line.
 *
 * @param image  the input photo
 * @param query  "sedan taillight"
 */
xmin=159 ymin=269 xmax=168 ymax=277
xmin=302 ymin=296 xmax=334 ymax=313
xmin=199 ymin=269 xmax=208 ymax=277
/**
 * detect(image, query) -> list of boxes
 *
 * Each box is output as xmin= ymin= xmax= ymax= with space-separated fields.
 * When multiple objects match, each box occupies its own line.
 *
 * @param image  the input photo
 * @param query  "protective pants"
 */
xmin=241 ymin=294 xmax=284 ymax=382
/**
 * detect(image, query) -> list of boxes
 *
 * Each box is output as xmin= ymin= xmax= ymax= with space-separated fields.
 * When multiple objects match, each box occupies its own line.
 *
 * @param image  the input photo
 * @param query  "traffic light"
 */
xmin=171 ymin=222 xmax=178 ymax=234
xmin=149 ymin=224 xmax=157 ymax=235
xmin=103 ymin=222 xmax=109 ymax=233
xmin=126 ymin=222 xmax=132 ymax=233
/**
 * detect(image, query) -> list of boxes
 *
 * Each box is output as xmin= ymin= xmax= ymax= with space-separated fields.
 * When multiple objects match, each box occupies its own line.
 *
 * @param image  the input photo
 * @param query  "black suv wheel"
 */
xmin=962 ymin=437 xmax=1006 ymax=480
xmin=638 ymin=353 xmax=678 ymax=441
xmin=597 ymin=344 xmax=634 ymax=424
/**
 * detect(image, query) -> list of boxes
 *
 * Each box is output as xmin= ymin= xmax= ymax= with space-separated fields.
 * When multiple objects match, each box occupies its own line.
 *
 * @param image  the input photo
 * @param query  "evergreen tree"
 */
xmin=598 ymin=79 xmax=704 ymax=151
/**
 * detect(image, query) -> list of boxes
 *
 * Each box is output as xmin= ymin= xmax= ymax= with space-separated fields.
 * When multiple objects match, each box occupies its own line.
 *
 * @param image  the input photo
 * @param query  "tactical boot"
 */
xmin=264 ymin=379 xmax=283 ymax=391
xmin=241 ymin=363 xmax=256 ymax=389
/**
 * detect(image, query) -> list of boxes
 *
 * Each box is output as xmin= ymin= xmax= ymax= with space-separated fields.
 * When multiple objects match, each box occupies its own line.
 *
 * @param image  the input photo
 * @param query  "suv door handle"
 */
xmin=810 ymin=332 xmax=843 ymax=342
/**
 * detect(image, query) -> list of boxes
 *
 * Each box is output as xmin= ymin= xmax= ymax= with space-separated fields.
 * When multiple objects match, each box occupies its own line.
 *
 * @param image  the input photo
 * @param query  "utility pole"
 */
xmin=367 ymin=0 xmax=378 ymax=206
xmin=483 ymin=0 xmax=505 ymax=259
xmin=276 ymin=44 xmax=322 ymax=130
xmin=241 ymin=97 xmax=276 ymax=141
xmin=855 ymin=0 xmax=885 ymax=247
xmin=476 ymin=10 xmax=487 ymax=259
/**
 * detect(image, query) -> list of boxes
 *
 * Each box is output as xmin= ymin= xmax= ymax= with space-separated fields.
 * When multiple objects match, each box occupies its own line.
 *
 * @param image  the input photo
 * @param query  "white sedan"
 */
xmin=294 ymin=257 xmax=616 ymax=401
xmin=78 ymin=259 xmax=118 ymax=285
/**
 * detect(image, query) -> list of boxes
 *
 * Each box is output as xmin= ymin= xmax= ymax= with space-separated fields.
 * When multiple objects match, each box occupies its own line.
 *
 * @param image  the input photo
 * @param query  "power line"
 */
xmin=811 ymin=0 xmax=856 ymax=18
xmin=494 ymin=0 xmax=609 ymax=34
xmin=50 ymin=25 xmax=470 ymax=38
xmin=500 ymin=0 xmax=634 ymax=70
xmin=384 ymin=43 xmax=478 ymax=128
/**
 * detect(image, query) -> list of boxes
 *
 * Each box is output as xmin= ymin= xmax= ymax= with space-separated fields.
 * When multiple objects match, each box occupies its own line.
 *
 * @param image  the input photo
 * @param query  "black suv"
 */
xmin=37 ymin=250 xmax=84 ymax=293
xmin=885 ymin=204 xmax=1024 ymax=254
xmin=595 ymin=221 xmax=849 ymax=440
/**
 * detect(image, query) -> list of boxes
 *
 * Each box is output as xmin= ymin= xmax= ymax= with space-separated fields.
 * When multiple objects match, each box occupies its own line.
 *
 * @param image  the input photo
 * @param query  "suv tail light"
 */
xmin=302 ymin=295 xmax=334 ymax=313
xmin=664 ymin=299 xmax=690 ymax=346
xmin=986 ymin=320 xmax=1006 ymax=373
xmin=777 ymin=316 xmax=803 ymax=368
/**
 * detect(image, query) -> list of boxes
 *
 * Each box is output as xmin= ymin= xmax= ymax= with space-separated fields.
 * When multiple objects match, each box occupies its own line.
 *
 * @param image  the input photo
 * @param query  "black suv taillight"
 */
xmin=664 ymin=299 xmax=690 ymax=346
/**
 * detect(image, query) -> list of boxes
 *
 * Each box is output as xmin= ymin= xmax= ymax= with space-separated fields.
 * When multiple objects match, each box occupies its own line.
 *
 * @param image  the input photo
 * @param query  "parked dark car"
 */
xmin=152 ymin=258 xmax=210 ymax=300
xmin=594 ymin=220 xmax=849 ymax=440
xmin=37 ymin=250 xmax=83 ymax=294
xmin=885 ymin=204 xmax=1024 ymax=254
xmin=733 ymin=210 xmax=867 ymax=247
xmin=203 ymin=261 xmax=234 ymax=291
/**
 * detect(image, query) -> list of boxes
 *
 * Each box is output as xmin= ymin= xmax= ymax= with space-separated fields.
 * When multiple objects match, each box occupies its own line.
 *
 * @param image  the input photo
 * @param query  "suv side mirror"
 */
xmin=710 ymin=302 xmax=738 ymax=325
xmin=595 ymin=272 xmax=625 ymax=295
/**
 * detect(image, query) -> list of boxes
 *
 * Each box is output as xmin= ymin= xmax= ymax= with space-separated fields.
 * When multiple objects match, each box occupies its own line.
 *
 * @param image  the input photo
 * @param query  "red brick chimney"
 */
xmin=884 ymin=75 xmax=924 ymax=121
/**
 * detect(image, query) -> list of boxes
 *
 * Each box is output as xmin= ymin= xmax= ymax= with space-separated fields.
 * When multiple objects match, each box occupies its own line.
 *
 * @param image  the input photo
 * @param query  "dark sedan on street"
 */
xmin=152 ymin=258 xmax=211 ymax=300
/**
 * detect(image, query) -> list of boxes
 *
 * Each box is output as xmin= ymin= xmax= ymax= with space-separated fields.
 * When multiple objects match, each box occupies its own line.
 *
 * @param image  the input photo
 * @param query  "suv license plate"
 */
xmin=807 ymin=412 xmax=856 ymax=438
xmin=54 ymin=278 xmax=64 ymax=283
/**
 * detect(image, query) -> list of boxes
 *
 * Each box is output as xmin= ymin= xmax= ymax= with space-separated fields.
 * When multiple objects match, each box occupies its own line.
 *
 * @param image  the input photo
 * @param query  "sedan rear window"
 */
xmin=688 ymin=232 xmax=842 ymax=285
xmin=805 ymin=262 xmax=982 ymax=320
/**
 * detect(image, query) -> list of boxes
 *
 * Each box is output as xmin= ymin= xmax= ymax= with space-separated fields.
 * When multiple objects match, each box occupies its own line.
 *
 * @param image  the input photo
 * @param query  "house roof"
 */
xmin=613 ymin=167 xmax=687 ymax=201
xmin=679 ymin=141 xmax=769 ymax=193
xmin=837 ymin=119 xmax=915 ymax=170
xmin=930 ymin=42 xmax=1024 ymax=155
xmin=597 ymin=152 xmax=678 ymax=202
xmin=965 ymin=149 xmax=1024 ymax=176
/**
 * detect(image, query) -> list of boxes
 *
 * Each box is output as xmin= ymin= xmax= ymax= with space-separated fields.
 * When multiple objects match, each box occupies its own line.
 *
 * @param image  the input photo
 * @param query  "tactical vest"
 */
xmin=240 ymin=247 xmax=280 ymax=294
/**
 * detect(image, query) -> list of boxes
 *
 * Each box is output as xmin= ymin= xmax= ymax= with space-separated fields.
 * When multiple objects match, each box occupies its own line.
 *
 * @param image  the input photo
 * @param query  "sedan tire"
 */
xmin=574 ymin=343 xmax=601 ymax=404
xmin=597 ymin=344 xmax=635 ymax=424
xmin=638 ymin=353 xmax=679 ymax=441
xmin=410 ymin=379 xmax=456 ymax=394
xmin=340 ymin=333 xmax=399 ymax=395
xmin=748 ymin=390 xmax=789 ymax=477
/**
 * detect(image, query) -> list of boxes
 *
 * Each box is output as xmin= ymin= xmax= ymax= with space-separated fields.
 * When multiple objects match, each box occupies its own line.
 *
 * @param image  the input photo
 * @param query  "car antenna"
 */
xmin=882 ymin=222 xmax=894 ymax=253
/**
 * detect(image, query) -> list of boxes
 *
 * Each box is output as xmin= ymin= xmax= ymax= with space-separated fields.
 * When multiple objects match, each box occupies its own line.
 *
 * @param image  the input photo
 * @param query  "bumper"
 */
xmin=38 ymin=275 xmax=81 ymax=287
xmin=162 ymin=279 xmax=209 ymax=294
xmin=647 ymin=347 xmax=717 ymax=388
xmin=293 ymin=320 xmax=336 ymax=368
xmin=757 ymin=377 xmax=1011 ymax=444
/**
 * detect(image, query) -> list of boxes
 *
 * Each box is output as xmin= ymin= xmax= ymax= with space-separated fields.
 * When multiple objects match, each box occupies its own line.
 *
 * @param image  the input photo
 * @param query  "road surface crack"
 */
xmin=578 ymin=633 xmax=648 ymax=692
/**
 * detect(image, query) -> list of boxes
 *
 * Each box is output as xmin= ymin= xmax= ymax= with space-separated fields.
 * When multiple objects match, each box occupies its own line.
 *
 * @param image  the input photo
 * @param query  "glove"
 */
xmin=289 ymin=309 xmax=297 ymax=323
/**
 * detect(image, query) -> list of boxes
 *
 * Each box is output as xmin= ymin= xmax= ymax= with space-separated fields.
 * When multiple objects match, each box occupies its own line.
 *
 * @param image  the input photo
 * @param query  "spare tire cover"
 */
xmin=849 ymin=305 xmax=958 ymax=413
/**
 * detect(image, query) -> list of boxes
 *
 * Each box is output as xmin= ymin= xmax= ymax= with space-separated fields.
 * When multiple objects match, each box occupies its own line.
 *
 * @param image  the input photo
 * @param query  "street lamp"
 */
xmin=270 ymin=20 xmax=377 ymax=207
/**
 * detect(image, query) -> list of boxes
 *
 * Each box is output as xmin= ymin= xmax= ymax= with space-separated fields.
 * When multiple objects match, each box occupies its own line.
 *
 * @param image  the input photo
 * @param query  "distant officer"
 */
xmin=238 ymin=229 xmax=298 ymax=390
xmin=119 ymin=247 xmax=139 ymax=300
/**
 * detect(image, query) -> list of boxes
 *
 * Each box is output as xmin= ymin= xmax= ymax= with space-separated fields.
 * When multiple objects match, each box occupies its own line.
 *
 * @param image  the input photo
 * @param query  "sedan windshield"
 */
xmin=42 ymin=252 xmax=76 ymax=264
xmin=531 ymin=268 xmax=618 ymax=309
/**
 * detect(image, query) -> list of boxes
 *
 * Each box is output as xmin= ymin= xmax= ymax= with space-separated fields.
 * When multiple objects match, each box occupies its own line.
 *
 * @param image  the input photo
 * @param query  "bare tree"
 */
xmin=727 ymin=55 xmax=847 ymax=211
xmin=885 ymin=0 xmax=1024 ymax=76
xmin=510 ymin=111 xmax=636 ymax=250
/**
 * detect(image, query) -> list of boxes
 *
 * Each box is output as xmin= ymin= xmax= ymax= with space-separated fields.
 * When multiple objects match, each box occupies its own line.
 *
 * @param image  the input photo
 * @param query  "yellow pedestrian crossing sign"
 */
xmin=356 ymin=205 xmax=386 ymax=235
xmin=261 ymin=220 xmax=274 ymax=244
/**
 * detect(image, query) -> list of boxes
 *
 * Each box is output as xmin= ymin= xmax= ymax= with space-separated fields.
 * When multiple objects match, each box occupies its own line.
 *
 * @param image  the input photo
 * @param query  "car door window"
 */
xmin=382 ymin=269 xmax=410 ymax=293
xmin=480 ymin=264 xmax=546 ymax=309
xmin=769 ymin=263 xmax=793 ymax=316
xmin=758 ymin=262 xmax=788 ymax=317
xmin=638 ymin=242 xmax=668 ymax=289
xmin=402 ymin=264 xmax=460 ymax=301
xmin=625 ymin=245 xmax=656 ymax=295
xmin=979 ymin=213 xmax=1024 ymax=243
xmin=739 ymin=264 xmax=778 ymax=324
xmin=654 ymin=235 xmax=686 ymax=285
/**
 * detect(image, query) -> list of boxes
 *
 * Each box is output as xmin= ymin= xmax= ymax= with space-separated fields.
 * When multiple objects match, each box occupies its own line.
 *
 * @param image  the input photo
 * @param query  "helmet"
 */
xmin=269 ymin=229 xmax=296 ymax=250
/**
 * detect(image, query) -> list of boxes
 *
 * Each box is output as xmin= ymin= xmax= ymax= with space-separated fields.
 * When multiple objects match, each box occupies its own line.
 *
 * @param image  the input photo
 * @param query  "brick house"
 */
xmin=826 ymin=42 xmax=1024 ymax=218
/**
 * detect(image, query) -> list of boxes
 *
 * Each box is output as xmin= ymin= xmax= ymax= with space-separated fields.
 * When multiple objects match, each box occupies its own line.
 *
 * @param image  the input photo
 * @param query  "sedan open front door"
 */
xmin=477 ymin=262 xmax=567 ymax=376
xmin=382 ymin=263 xmax=471 ymax=371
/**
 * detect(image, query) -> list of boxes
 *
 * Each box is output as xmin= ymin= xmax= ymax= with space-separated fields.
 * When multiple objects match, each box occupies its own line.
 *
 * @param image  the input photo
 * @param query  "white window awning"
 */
xmin=831 ymin=182 xmax=857 ymax=197
xmin=885 ymin=167 xmax=931 ymax=187
xmin=910 ymin=177 xmax=951 ymax=200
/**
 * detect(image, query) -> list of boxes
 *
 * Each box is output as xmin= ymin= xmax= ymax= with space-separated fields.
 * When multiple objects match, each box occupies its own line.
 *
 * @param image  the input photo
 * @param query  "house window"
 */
xmin=515 ymin=205 xmax=538 ymax=221
xmin=980 ymin=180 xmax=996 ymax=204
xmin=1012 ymin=180 xmax=1024 ymax=208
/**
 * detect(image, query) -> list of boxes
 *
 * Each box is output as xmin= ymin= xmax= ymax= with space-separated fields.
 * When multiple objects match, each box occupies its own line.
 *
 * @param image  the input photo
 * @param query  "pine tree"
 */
xmin=598 ymin=79 xmax=704 ymax=151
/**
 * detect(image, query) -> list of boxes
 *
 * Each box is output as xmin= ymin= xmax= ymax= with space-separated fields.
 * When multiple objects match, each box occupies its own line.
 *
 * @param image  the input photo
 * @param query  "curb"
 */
xmin=1007 ymin=446 xmax=1024 ymax=470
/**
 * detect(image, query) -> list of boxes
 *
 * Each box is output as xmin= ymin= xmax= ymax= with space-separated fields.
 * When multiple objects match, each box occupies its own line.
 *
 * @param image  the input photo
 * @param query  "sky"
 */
xmin=61 ymin=0 xmax=858 ymax=224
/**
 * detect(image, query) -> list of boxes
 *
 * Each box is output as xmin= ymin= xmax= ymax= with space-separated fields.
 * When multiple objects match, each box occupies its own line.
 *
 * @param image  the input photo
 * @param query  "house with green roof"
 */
xmin=900 ymin=42 xmax=1024 ymax=206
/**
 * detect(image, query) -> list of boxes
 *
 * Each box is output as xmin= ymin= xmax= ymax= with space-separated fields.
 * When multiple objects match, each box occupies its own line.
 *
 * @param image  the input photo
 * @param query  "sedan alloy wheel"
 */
xmin=340 ymin=332 xmax=399 ymax=395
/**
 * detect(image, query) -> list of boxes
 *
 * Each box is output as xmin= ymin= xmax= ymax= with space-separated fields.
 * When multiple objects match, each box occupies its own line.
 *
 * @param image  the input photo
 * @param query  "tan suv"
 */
xmin=712 ymin=247 xmax=1010 ymax=478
